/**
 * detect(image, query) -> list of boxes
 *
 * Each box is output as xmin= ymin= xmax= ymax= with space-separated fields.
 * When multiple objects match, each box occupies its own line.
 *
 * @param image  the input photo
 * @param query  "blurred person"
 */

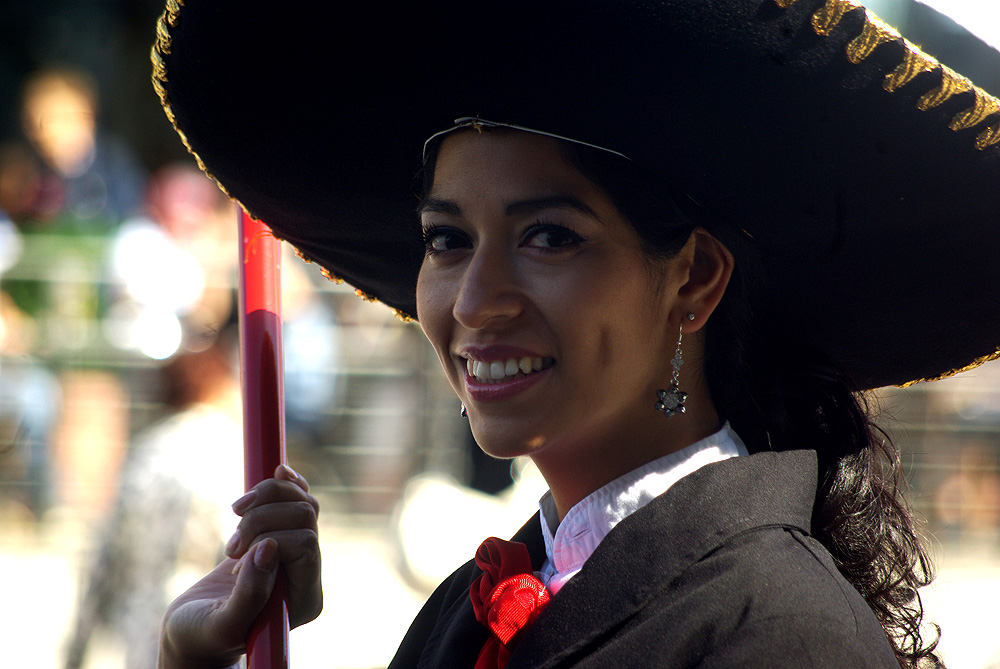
xmin=63 ymin=341 xmax=242 ymax=669
xmin=20 ymin=65 xmax=145 ymax=228
xmin=105 ymin=162 xmax=236 ymax=360
xmin=935 ymin=443 xmax=1000 ymax=547
xmin=0 ymin=140 xmax=43 ymax=223
xmin=0 ymin=290 xmax=61 ymax=520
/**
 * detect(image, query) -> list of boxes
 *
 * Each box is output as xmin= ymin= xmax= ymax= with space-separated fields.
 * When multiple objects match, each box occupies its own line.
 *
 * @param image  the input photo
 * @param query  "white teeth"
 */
xmin=467 ymin=356 xmax=552 ymax=382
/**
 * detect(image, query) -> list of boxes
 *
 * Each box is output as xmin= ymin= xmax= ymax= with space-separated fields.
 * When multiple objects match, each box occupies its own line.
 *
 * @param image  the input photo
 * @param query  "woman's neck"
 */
xmin=531 ymin=395 xmax=723 ymax=522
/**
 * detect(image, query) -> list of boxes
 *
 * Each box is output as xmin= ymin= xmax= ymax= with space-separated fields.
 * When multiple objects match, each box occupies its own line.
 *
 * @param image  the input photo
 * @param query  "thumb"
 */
xmin=160 ymin=541 xmax=279 ymax=668
xmin=219 ymin=539 xmax=280 ymax=633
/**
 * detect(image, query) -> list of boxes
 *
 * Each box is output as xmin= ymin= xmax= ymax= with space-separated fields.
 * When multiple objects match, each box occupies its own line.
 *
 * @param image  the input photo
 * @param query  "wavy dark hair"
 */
xmin=560 ymin=142 xmax=941 ymax=667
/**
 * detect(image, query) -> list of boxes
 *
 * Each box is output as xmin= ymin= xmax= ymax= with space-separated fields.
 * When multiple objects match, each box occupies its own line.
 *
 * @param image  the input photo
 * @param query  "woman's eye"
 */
xmin=422 ymin=226 xmax=470 ymax=255
xmin=522 ymin=223 xmax=585 ymax=250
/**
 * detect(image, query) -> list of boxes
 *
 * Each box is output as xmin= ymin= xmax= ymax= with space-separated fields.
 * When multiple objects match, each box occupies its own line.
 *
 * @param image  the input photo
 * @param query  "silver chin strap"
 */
xmin=422 ymin=117 xmax=631 ymax=162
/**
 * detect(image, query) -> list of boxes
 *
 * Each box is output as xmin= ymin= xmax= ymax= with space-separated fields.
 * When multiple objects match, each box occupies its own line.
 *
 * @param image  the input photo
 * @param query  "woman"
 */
xmin=151 ymin=0 xmax=1000 ymax=666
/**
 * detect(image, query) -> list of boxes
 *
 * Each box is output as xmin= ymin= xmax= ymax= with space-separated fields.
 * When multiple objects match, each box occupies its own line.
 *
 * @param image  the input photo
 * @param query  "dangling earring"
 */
xmin=656 ymin=313 xmax=695 ymax=418
xmin=461 ymin=402 xmax=468 ymax=418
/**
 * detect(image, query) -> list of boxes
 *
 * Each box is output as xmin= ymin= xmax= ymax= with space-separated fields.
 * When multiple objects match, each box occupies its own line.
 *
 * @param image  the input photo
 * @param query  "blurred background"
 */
xmin=0 ymin=0 xmax=997 ymax=667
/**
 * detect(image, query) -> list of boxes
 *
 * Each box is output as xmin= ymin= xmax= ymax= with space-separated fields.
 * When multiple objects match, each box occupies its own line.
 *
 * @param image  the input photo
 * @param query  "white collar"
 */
xmin=538 ymin=422 xmax=748 ymax=591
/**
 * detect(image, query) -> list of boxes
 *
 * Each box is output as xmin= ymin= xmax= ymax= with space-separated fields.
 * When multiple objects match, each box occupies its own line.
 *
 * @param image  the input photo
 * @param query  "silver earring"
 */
xmin=656 ymin=313 xmax=694 ymax=418
xmin=461 ymin=402 xmax=468 ymax=418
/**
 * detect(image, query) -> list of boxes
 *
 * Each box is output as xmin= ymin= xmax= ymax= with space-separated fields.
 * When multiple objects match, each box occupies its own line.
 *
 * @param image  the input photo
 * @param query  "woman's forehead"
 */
xmin=430 ymin=130 xmax=599 ymax=198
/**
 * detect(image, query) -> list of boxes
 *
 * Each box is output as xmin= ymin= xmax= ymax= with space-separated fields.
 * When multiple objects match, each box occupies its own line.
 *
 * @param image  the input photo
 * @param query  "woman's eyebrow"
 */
xmin=417 ymin=197 xmax=462 ymax=217
xmin=504 ymin=195 xmax=599 ymax=219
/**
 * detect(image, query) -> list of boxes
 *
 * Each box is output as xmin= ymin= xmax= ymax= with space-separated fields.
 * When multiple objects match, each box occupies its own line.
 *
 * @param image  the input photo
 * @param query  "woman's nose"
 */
xmin=452 ymin=246 xmax=524 ymax=329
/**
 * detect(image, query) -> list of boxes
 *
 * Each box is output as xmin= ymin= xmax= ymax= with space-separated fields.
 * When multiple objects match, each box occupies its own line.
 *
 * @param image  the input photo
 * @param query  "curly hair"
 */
xmin=700 ymin=232 xmax=941 ymax=667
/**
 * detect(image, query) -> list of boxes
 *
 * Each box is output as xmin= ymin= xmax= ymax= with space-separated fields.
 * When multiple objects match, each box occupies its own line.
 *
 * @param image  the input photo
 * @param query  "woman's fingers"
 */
xmin=232 ymin=470 xmax=319 ymax=518
xmin=224 ymin=539 xmax=281 ymax=619
xmin=246 ymin=528 xmax=324 ymax=627
xmin=226 ymin=499 xmax=319 ymax=560
xmin=159 ymin=465 xmax=322 ymax=668
xmin=222 ymin=465 xmax=324 ymax=629
xmin=275 ymin=463 xmax=310 ymax=492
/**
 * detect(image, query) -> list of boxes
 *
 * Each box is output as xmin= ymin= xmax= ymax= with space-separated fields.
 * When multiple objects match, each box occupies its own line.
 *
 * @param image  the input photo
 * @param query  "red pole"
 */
xmin=238 ymin=207 xmax=290 ymax=668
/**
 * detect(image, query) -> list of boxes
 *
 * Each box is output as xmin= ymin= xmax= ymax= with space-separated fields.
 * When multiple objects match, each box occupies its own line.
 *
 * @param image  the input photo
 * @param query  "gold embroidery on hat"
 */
xmin=845 ymin=11 xmax=899 ymax=64
xmin=897 ymin=349 xmax=1000 ymax=387
xmin=884 ymin=45 xmax=937 ymax=92
xmin=319 ymin=267 xmax=346 ymax=284
xmin=156 ymin=18 xmax=173 ymax=54
xmin=152 ymin=0 xmax=236 ymax=205
xmin=152 ymin=0 xmax=406 ymax=315
xmin=812 ymin=0 xmax=862 ymax=37
xmin=949 ymin=90 xmax=1000 ymax=131
xmin=392 ymin=309 xmax=416 ymax=323
xmin=917 ymin=66 xmax=973 ymax=110
xmin=775 ymin=0 xmax=1000 ymax=151
xmin=977 ymin=122 xmax=1000 ymax=149
xmin=291 ymin=246 xmax=313 ymax=264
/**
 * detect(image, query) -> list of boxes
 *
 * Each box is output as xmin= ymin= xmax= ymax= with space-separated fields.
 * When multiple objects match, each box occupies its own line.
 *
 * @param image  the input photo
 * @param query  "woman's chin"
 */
xmin=470 ymin=419 xmax=551 ymax=461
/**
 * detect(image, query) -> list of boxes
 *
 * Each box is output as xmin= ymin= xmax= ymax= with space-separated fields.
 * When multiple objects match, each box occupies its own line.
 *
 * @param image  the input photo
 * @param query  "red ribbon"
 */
xmin=470 ymin=537 xmax=550 ymax=669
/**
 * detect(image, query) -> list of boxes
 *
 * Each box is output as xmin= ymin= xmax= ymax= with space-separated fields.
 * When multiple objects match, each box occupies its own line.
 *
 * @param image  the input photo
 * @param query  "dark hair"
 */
xmin=562 ymin=143 xmax=940 ymax=667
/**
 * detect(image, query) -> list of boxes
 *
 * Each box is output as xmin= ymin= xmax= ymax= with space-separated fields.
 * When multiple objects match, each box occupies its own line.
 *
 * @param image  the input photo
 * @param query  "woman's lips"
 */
xmin=457 ymin=345 xmax=556 ymax=403
xmin=464 ymin=363 xmax=552 ymax=403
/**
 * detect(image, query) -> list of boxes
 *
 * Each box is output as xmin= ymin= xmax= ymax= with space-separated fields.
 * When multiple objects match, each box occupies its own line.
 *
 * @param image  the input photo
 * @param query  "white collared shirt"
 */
xmin=537 ymin=422 xmax=748 ymax=594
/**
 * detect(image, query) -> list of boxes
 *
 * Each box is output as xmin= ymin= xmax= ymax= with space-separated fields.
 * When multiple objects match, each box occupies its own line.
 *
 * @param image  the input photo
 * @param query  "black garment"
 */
xmin=389 ymin=450 xmax=898 ymax=668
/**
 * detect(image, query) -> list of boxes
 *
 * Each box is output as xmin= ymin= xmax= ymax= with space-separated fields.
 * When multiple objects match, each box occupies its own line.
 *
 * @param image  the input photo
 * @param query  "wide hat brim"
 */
xmin=153 ymin=0 xmax=1000 ymax=390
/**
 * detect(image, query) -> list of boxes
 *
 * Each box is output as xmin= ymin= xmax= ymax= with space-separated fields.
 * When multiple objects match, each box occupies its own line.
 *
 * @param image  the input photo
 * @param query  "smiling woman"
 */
xmin=416 ymin=130 xmax=730 ymax=512
xmin=150 ymin=0 xmax=1000 ymax=667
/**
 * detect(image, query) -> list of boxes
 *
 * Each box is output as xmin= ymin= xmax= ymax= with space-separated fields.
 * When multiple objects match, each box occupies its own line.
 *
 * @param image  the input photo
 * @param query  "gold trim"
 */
xmin=151 ymin=0 xmax=400 ymax=314
xmin=812 ymin=0 xmax=862 ymax=37
xmin=977 ymin=122 xmax=1000 ymax=150
xmin=897 ymin=349 xmax=1000 ymax=387
xmin=319 ymin=267 xmax=345 ymax=285
xmin=151 ymin=1 xmax=236 ymax=204
xmin=949 ymin=90 xmax=1000 ymax=132
xmin=775 ymin=0 xmax=1000 ymax=151
xmin=845 ymin=10 xmax=899 ymax=64
xmin=165 ymin=0 xmax=183 ymax=25
xmin=917 ymin=66 xmax=973 ymax=110
xmin=883 ymin=44 xmax=936 ymax=92
xmin=155 ymin=18 xmax=172 ymax=54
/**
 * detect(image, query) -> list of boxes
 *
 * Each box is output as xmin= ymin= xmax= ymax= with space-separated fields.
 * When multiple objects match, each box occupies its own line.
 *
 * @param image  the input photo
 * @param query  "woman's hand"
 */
xmin=158 ymin=464 xmax=323 ymax=669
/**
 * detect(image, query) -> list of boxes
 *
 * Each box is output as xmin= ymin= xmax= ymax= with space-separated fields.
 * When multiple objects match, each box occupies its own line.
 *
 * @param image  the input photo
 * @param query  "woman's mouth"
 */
xmin=465 ymin=356 xmax=556 ymax=384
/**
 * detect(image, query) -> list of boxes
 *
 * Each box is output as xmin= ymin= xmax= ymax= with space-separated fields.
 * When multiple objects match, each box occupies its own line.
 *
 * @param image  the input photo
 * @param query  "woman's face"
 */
xmin=416 ymin=130 xmax=691 ymax=476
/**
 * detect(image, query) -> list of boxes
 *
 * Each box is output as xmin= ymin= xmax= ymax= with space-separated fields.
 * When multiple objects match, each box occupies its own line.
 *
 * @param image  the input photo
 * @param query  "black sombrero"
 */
xmin=152 ymin=0 xmax=1000 ymax=390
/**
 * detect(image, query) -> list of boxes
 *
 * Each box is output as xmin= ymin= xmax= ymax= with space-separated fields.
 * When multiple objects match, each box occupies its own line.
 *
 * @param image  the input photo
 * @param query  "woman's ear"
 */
xmin=671 ymin=228 xmax=734 ymax=332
